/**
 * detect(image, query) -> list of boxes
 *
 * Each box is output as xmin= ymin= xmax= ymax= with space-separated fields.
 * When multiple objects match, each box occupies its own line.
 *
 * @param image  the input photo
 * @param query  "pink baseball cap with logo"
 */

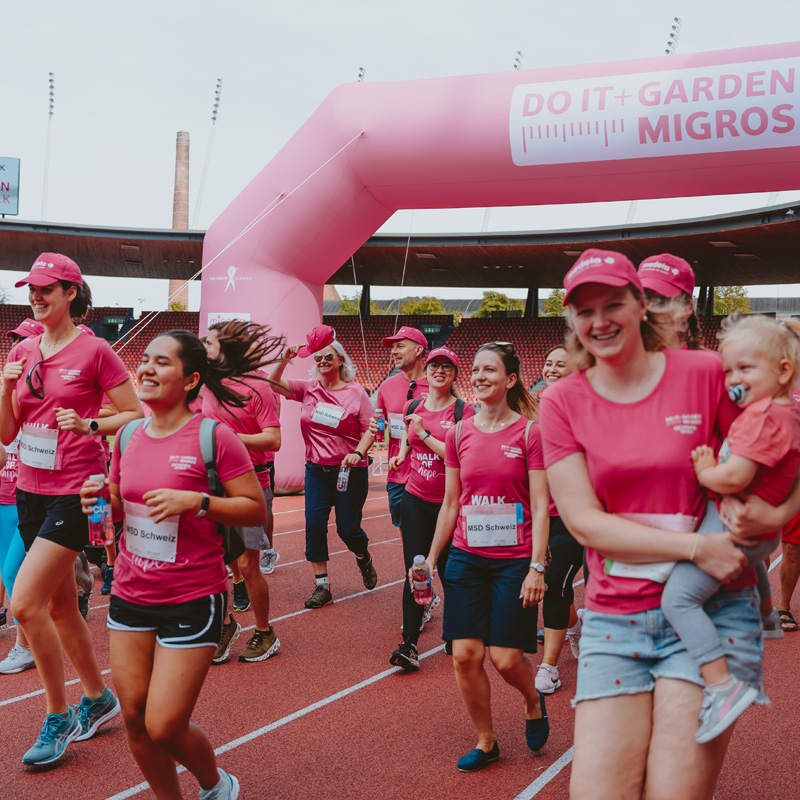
xmin=15 ymin=252 xmax=83 ymax=288
xmin=425 ymin=346 xmax=459 ymax=371
xmin=381 ymin=326 xmax=428 ymax=349
xmin=297 ymin=324 xmax=336 ymax=358
xmin=6 ymin=318 xmax=44 ymax=339
xmin=638 ymin=254 xmax=695 ymax=298
xmin=563 ymin=248 xmax=642 ymax=305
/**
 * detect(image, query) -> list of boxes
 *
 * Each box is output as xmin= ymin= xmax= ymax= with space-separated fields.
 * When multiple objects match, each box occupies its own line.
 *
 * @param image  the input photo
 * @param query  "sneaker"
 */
xmin=695 ymin=679 xmax=758 ymax=744
xmin=389 ymin=642 xmax=420 ymax=671
xmin=457 ymin=740 xmax=499 ymax=772
xmin=199 ymin=767 xmax=240 ymax=800
xmin=304 ymin=584 xmax=333 ymax=609
xmin=232 ymin=580 xmax=251 ymax=613
xmin=0 ymin=607 xmax=7 ymax=629
xmin=100 ymin=565 xmax=114 ymax=595
xmin=535 ymin=663 xmax=561 ymax=695
xmin=525 ymin=690 xmax=550 ymax=751
xmin=260 ymin=549 xmax=280 ymax=575
xmin=762 ymin=610 xmax=785 ymax=640
xmin=238 ymin=627 xmax=280 ymax=662
xmin=566 ymin=616 xmax=583 ymax=658
xmin=73 ymin=686 xmax=121 ymax=740
xmin=0 ymin=643 xmax=36 ymax=674
xmin=77 ymin=592 xmax=91 ymax=620
xmin=212 ymin=614 xmax=242 ymax=665
xmin=536 ymin=629 xmax=545 ymax=643
xmin=420 ymin=593 xmax=440 ymax=630
xmin=356 ymin=553 xmax=378 ymax=590
xmin=22 ymin=709 xmax=81 ymax=765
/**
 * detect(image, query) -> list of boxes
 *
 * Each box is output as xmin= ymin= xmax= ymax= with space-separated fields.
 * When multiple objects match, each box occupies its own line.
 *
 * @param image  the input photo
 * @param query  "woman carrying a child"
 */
xmin=539 ymin=249 xmax=764 ymax=800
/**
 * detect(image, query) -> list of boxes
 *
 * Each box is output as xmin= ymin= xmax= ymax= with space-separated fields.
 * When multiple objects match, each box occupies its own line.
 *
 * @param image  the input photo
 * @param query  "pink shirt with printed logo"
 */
xmin=8 ymin=334 xmax=130 ymax=495
xmin=444 ymin=415 xmax=543 ymax=560
xmin=404 ymin=399 xmax=476 ymax=504
xmin=377 ymin=373 xmax=428 ymax=484
xmin=286 ymin=379 xmax=373 ymax=467
xmin=539 ymin=348 xmax=748 ymax=615
xmin=110 ymin=416 xmax=253 ymax=606
xmin=202 ymin=372 xmax=280 ymax=489
xmin=0 ymin=448 xmax=19 ymax=505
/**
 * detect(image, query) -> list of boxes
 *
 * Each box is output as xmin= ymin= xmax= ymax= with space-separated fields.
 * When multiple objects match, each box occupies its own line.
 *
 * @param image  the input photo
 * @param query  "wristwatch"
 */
xmin=419 ymin=429 xmax=432 ymax=442
xmin=86 ymin=419 xmax=99 ymax=435
xmin=196 ymin=492 xmax=210 ymax=518
xmin=529 ymin=562 xmax=546 ymax=573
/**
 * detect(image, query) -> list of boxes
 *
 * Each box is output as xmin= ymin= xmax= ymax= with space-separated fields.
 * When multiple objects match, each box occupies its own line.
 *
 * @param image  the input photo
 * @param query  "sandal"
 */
xmin=778 ymin=609 xmax=799 ymax=633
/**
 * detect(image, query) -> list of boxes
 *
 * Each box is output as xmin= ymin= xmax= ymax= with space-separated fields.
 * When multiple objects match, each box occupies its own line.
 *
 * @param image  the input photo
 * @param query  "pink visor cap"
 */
xmin=6 ymin=318 xmax=44 ymax=339
xmin=297 ymin=324 xmax=336 ymax=358
xmin=425 ymin=346 xmax=459 ymax=370
xmin=381 ymin=326 xmax=428 ymax=349
xmin=638 ymin=254 xmax=695 ymax=298
xmin=563 ymin=249 xmax=642 ymax=305
xmin=15 ymin=252 xmax=83 ymax=288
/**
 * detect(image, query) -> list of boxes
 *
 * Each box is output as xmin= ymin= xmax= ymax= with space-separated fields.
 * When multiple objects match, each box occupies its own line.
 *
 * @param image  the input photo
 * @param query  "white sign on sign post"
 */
xmin=0 ymin=158 xmax=20 ymax=215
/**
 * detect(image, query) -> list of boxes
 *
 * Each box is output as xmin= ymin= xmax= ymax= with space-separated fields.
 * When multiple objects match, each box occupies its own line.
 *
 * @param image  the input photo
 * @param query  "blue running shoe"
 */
xmin=100 ymin=565 xmax=114 ymax=595
xmin=22 ymin=709 xmax=81 ymax=765
xmin=525 ymin=690 xmax=550 ymax=751
xmin=199 ymin=768 xmax=241 ymax=799
xmin=73 ymin=686 xmax=121 ymax=741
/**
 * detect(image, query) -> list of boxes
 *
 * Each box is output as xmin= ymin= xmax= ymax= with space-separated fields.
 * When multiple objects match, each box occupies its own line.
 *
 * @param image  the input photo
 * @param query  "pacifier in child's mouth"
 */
xmin=728 ymin=384 xmax=746 ymax=404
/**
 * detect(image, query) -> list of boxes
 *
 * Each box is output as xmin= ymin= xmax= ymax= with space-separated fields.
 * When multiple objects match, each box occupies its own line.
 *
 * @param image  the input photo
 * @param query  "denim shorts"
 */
xmin=574 ymin=587 xmax=766 ymax=707
xmin=236 ymin=485 xmax=274 ymax=550
xmin=386 ymin=481 xmax=406 ymax=528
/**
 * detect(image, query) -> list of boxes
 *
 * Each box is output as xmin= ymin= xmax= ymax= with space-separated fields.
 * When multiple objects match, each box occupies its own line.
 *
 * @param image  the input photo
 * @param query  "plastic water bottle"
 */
xmin=336 ymin=464 xmax=350 ymax=492
xmin=375 ymin=408 xmax=386 ymax=444
xmin=87 ymin=473 xmax=115 ymax=546
xmin=411 ymin=555 xmax=432 ymax=605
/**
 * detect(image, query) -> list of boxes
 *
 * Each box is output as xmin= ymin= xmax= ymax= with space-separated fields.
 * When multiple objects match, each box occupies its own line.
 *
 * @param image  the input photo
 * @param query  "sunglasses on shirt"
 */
xmin=407 ymin=380 xmax=417 ymax=401
xmin=314 ymin=353 xmax=336 ymax=363
xmin=26 ymin=359 xmax=45 ymax=400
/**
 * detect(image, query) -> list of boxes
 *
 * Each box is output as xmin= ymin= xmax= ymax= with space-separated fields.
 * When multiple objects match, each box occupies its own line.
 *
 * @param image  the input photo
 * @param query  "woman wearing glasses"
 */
xmin=387 ymin=347 xmax=475 ymax=671
xmin=269 ymin=337 xmax=376 ymax=609
xmin=0 ymin=253 xmax=142 ymax=767
xmin=419 ymin=341 xmax=550 ymax=771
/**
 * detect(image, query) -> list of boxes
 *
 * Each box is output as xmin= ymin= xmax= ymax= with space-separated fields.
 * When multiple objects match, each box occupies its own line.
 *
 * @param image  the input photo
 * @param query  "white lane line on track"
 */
xmin=274 ymin=511 xmax=391 ymax=537
xmin=104 ymin=644 xmax=446 ymax=800
xmin=0 ymin=669 xmax=112 ymax=708
xmin=273 ymin=494 xmax=388 ymax=515
xmin=769 ymin=554 xmax=783 ymax=572
xmin=513 ymin=747 xmax=575 ymax=799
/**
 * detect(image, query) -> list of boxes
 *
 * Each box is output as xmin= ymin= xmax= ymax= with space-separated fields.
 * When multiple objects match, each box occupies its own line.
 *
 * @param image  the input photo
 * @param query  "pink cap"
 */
xmin=77 ymin=324 xmax=96 ymax=336
xmin=638 ymin=254 xmax=695 ymax=298
xmin=381 ymin=326 xmax=428 ymax=349
xmin=5 ymin=318 xmax=44 ymax=339
xmin=425 ymin=346 xmax=459 ymax=370
xmin=563 ymin=248 xmax=642 ymax=305
xmin=15 ymin=252 xmax=83 ymax=288
xmin=297 ymin=324 xmax=335 ymax=358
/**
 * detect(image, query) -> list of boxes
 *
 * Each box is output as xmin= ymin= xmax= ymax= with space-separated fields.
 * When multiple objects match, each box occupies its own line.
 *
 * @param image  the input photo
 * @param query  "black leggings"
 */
xmin=400 ymin=491 xmax=450 ymax=646
xmin=542 ymin=515 xmax=584 ymax=630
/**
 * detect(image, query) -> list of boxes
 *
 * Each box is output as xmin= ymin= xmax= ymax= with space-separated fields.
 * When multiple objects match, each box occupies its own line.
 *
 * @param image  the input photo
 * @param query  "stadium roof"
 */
xmin=2 ymin=201 xmax=800 ymax=287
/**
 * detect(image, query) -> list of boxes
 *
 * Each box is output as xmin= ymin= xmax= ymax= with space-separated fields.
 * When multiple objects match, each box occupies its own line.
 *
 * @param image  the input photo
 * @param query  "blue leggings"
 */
xmin=0 ymin=503 xmax=24 ymax=603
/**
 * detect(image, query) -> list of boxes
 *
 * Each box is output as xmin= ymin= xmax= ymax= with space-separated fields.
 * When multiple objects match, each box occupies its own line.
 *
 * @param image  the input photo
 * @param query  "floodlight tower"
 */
xmin=193 ymin=78 xmax=223 ymax=228
xmin=41 ymin=72 xmax=55 ymax=220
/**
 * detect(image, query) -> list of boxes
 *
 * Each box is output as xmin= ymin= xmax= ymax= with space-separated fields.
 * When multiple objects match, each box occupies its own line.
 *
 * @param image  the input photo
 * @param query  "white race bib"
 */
xmin=463 ymin=502 xmax=524 ymax=547
xmin=311 ymin=402 xmax=346 ymax=428
xmin=19 ymin=424 xmax=59 ymax=470
xmin=388 ymin=413 xmax=405 ymax=440
xmin=604 ymin=513 xmax=697 ymax=583
xmin=124 ymin=501 xmax=179 ymax=564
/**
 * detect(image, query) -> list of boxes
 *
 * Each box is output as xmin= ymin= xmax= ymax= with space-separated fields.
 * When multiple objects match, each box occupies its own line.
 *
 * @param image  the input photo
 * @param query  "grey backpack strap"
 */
xmin=117 ymin=417 xmax=148 ymax=455
xmin=524 ymin=419 xmax=534 ymax=461
xmin=454 ymin=419 xmax=463 ymax=463
xmin=199 ymin=418 xmax=221 ymax=496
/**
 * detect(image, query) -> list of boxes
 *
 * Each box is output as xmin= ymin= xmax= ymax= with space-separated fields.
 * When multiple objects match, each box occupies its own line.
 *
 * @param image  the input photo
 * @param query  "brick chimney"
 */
xmin=168 ymin=131 xmax=190 ymax=309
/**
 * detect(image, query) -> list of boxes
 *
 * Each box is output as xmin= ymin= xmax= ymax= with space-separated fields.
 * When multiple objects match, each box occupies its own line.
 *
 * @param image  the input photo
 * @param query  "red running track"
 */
xmin=2 ymin=474 xmax=799 ymax=799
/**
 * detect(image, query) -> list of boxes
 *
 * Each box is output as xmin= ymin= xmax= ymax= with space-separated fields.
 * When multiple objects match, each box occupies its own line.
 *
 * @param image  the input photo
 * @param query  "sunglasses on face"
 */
xmin=314 ymin=353 xmax=336 ymax=363
xmin=407 ymin=380 xmax=417 ymax=401
xmin=427 ymin=361 xmax=454 ymax=373
xmin=26 ymin=359 xmax=45 ymax=400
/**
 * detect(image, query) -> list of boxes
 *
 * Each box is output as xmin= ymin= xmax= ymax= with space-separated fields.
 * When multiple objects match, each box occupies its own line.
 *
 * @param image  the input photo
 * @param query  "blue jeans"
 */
xmin=304 ymin=462 xmax=369 ymax=563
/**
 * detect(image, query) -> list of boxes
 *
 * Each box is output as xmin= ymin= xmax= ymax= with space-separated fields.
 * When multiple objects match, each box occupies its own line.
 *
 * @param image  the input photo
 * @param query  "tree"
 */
xmin=169 ymin=300 xmax=187 ymax=312
xmin=541 ymin=288 xmax=565 ymax=317
xmin=713 ymin=286 xmax=751 ymax=316
xmin=0 ymin=286 xmax=11 ymax=304
xmin=473 ymin=291 xmax=525 ymax=318
xmin=338 ymin=293 xmax=383 ymax=315
xmin=399 ymin=296 xmax=446 ymax=315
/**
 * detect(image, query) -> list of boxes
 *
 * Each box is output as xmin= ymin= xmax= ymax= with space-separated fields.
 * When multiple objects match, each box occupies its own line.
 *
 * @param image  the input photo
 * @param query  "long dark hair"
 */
xmin=475 ymin=343 xmax=538 ymax=421
xmin=59 ymin=279 xmax=92 ymax=319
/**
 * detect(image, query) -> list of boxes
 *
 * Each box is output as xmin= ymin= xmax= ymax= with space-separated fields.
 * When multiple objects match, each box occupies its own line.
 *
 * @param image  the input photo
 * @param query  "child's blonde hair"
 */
xmin=718 ymin=313 xmax=800 ymax=388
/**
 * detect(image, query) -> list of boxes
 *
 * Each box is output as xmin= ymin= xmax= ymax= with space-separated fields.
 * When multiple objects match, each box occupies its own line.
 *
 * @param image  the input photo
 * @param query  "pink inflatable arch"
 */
xmin=201 ymin=41 xmax=800 ymax=490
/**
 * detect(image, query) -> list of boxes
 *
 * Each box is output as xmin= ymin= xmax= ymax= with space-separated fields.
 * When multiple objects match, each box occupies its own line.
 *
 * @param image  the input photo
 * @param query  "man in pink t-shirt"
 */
xmin=376 ymin=327 xmax=429 ymax=527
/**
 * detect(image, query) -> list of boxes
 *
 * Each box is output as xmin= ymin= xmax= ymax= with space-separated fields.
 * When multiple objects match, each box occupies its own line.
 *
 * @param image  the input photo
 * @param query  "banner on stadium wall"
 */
xmin=207 ymin=311 xmax=251 ymax=328
xmin=0 ymin=157 xmax=20 ymax=215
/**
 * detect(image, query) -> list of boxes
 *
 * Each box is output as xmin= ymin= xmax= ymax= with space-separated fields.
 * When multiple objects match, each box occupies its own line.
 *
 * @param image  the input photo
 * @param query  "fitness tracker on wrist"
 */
xmin=419 ymin=429 xmax=432 ymax=442
xmin=86 ymin=419 xmax=99 ymax=435
xmin=196 ymin=492 xmax=210 ymax=518
xmin=354 ymin=450 xmax=364 ymax=459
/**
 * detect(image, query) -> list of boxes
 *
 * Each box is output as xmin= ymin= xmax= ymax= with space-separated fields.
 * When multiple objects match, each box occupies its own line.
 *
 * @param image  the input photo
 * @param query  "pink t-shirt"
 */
xmin=110 ymin=415 xmax=253 ymax=605
xmin=286 ymin=379 xmax=373 ymax=467
xmin=202 ymin=373 xmax=280 ymax=489
xmin=539 ymin=348 xmax=746 ymax=615
xmin=404 ymin=398 xmax=476 ymax=504
xmin=444 ymin=415 xmax=543 ymax=560
xmin=0 ymin=445 xmax=19 ymax=505
xmin=377 ymin=373 xmax=429 ymax=484
xmin=8 ymin=334 xmax=130 ymax=495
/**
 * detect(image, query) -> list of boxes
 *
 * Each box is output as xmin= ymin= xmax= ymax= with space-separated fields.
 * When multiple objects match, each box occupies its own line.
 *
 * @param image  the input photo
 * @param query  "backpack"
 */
xmin=117 ymin=417 xmax=246 ymax=565
xmin=407 ymin=397 xmax=468 ymax=423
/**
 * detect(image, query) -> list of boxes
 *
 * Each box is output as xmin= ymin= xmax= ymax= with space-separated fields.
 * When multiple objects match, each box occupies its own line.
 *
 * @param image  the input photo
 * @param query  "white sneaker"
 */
xmin=566 ymin=616 xmax=583 ymax=659
xmin=0 ymin=643 xmax=36 ymax=674
xmin=420 ymin=593 xmax=440 ymax=630
xmin=260 ymin=549 xmax=280 ymax=574
xmin=535 ymin=663 xmax=561 ymax=695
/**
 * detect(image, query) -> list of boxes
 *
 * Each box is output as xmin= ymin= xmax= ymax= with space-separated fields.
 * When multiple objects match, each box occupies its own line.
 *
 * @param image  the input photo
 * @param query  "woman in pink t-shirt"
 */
xmin=539 ymin=248 xmax=763 ymax=799
xmin=419 ymin=342 xmax=550 ymax=772
xmin=269 ymin=338 xmax=375 ymax=610
xmin=0 ymin=253 xmax=143 ymax=768
xmin=81 ymin=329 xmax=266 ymax=799
xmin=387 ymin=346 xmax=475 ymax=671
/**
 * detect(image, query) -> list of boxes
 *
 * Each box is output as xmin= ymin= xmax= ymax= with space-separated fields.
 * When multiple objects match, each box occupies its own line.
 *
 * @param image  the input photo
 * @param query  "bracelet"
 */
xmin=689 ymin=532 xmax=701 ymax=562
xmin=354 ymin=450 xmax=364 ymax=459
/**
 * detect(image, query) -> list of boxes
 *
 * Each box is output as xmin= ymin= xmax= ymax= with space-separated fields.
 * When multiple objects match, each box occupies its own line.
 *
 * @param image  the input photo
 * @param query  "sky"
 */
xmin=3 ymin=0 xmax=800 ymax=312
